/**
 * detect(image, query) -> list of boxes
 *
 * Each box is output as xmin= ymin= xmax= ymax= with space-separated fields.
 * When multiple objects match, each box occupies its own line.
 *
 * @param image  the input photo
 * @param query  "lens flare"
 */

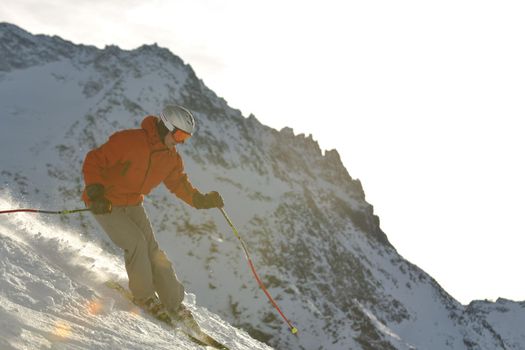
xmin=86 ymin=299 xmax=103 ymax=315
xmin=52 ymin=321 xmax=72 ymax=340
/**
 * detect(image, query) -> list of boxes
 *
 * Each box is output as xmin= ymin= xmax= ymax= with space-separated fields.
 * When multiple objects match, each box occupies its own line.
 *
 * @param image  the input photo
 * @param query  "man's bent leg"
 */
xmin=93 ymin=207 xmax=156 ymax=300
xmin=126 ymin=205 xmax=185 ymax=311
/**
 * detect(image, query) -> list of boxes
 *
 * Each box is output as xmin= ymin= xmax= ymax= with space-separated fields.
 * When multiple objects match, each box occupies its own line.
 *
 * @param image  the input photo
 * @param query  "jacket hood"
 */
xmin=141 ymin=115 xmax=166 ymax=149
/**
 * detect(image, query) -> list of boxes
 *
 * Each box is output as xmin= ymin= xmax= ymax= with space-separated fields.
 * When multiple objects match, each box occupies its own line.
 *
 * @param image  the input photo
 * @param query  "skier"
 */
xmin=81 ymin=105 xmax=224 ymax=326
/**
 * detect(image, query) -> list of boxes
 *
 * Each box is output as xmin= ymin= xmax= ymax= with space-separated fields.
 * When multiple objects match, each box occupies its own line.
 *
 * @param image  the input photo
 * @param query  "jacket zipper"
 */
xmin=139 ymin=149 xmax=167 ymax=193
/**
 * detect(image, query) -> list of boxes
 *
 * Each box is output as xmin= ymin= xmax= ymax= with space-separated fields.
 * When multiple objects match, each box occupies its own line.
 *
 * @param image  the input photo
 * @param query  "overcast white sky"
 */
xmin=1 ymin=0 xmax=524 ymax=304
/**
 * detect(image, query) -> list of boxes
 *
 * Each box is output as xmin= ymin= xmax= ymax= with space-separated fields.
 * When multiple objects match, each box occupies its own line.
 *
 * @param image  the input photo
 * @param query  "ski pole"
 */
xmin=219 ymin=207 xmax=298 ymax=335
xmin=0 ymin=208 xmax=91 ymax=215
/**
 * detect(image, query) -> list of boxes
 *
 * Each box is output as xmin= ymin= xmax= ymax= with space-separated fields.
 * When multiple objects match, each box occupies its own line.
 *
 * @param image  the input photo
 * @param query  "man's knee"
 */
xmin=152 ymin=249 xmax=172 ymax=270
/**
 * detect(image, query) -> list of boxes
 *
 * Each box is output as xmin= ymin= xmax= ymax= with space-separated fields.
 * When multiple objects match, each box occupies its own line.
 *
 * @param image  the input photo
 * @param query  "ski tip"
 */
xmin=291 ymin=326 xmax=298 ymax=335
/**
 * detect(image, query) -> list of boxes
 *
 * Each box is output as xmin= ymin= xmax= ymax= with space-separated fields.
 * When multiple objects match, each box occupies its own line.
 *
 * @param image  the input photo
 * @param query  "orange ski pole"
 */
xmin=219 ymin=207 xmax=298 ymax=335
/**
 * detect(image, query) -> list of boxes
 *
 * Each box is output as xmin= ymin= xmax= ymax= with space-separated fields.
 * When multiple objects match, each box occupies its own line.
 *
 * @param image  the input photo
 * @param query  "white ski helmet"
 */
xmin=159 ymin=105 xmax=195 ymax=134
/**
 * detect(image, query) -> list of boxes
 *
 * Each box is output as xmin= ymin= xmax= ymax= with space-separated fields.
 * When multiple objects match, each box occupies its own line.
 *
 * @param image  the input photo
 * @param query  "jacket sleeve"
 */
xmin=82 ymin=133 xmax=123 ymax=186
xmin=163 ymin=157 xmax=198 ymax=207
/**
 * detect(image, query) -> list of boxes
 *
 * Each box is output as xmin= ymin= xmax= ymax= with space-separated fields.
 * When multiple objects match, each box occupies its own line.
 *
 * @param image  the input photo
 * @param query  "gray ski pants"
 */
xmin=93 ymin=205 xmax=185 ymax=310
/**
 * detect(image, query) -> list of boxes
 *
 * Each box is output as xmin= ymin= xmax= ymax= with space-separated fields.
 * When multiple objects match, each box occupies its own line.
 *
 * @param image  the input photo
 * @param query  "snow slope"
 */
xmin=0 ymin=195 xmax=272 ymax=350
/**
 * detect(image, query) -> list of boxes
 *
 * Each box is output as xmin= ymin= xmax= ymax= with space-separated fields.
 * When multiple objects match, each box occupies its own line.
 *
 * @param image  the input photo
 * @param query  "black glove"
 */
xmin=193 ymin=191 xmax=224 ymax=209
xmin=86 ymin=183 xmax=112 ymax=214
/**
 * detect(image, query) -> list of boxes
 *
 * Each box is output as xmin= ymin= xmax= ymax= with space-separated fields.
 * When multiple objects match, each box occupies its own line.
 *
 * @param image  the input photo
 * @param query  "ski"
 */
xmin=105 ymin=280 xmax=229 ymax=349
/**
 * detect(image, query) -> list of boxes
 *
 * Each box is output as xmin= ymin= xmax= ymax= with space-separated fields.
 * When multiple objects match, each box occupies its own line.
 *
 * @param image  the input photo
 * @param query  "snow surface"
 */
xmin=0 ymin=195 xmax=273 ymax=350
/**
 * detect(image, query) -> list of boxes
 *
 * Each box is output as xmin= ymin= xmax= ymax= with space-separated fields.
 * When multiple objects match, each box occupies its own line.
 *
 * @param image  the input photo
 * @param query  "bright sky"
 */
xmin=1 ymin=0 xmax=524 ymax=304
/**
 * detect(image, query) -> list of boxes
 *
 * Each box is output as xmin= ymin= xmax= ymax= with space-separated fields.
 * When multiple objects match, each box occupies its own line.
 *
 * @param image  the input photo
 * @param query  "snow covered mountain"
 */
xmin=1 ymin=22 xmax=524 ymax=349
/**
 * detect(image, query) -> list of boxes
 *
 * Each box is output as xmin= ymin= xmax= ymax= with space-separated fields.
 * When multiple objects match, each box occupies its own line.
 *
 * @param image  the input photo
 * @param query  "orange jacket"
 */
xmin=82 ymin=116 xmax=197 ymax=207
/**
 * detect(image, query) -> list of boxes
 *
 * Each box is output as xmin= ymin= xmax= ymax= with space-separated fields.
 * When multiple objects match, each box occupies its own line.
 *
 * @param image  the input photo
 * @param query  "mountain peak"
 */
xmin=0 ymin=22 xmax=31 ymax=37
xmin=0 ymin=22 xmax=91 ymax=72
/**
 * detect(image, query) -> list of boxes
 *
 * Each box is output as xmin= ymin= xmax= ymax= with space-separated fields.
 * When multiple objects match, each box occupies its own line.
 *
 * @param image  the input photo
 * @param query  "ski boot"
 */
xmin=134 ymin=294 xmax=171 ymax=324
xmin=169 ymin=304 xmax=201 ymax=333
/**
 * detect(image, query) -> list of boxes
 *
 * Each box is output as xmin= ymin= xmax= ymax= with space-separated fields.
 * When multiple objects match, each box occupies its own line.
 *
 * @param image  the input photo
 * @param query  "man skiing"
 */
xmin=81 ymin=105 xmax=224 ymax=326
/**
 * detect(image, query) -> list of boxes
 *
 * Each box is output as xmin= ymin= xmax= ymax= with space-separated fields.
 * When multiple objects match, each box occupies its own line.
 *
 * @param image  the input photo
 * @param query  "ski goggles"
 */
xmin=170 ymin=128 xmax=192 ymax=143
